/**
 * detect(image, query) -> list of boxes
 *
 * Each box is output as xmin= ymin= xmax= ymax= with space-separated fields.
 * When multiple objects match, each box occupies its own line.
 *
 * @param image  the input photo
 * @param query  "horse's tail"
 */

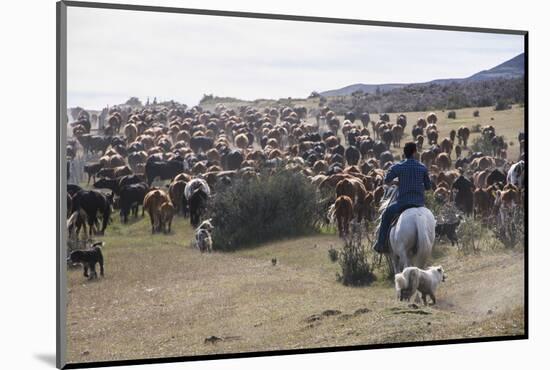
xmin=414 ymin=209 xmax=435 ymax=262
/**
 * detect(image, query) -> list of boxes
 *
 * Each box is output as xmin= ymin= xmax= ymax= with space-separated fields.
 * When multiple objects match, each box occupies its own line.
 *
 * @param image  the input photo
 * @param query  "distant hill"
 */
xmin=467 ymin=53 xmax=525 ymax=81
xmin=320 ymin=53 xmax=525 ymax=97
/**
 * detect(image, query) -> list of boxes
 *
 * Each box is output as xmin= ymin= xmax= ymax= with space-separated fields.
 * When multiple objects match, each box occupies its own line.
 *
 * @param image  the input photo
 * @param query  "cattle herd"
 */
xmin=66 ymin=102 xmax=525 ymax=279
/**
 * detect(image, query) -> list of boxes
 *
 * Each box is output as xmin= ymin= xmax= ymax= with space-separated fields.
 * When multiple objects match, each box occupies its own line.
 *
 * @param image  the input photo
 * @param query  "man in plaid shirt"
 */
xmin=373 ymin=142 xmax=432 ymax=253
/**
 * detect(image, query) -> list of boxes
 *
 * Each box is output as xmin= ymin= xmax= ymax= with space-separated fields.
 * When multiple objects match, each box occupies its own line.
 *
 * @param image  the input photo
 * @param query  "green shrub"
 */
xmin=471 ymin=123 xmax=482 ymax=133
xmin=328 ymin=246 xmax=339 ymax=263
xmin=470 ymin=134 xmax=505 ymax=156
xmin=208 ymin=170 xmax=320 ymax=251
xmin=470 ymin=135 xmax=493 ymax=155
xmin=447 ymin=111 xmax=457 ymax=119
xmin=456 ymin=216 xmax=487 ymax=254
xmin=337 ymin=223 xmax=375 ymax=286
xmin=473 ymin=110 xmax=480 ymax=117
xmin=495 ymin=99 xmax=512 ymax=111
xmin=492 ymin=207 xmax=525 ymax=248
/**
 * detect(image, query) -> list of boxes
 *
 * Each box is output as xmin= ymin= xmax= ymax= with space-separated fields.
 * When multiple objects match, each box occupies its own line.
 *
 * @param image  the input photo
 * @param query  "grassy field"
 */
xmin=66 ymin=214 xmax=524 ymax=364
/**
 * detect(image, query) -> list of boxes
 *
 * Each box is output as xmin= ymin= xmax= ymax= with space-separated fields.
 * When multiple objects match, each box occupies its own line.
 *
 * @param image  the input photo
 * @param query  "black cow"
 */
xmin=359 ymin=137 xmax=374 ymax=157
xmin=119 ymin=183 xmax=149 ymax=223
xmin=221 ymin=150 xmax=244 ymax=170
xmin=331 ymin=144 xmax=345 ymax=157
xmin=71 ymin=190 xmax=112 ymax=236
xmin=93 ymin=174 xmax=142 ymax=195
xmin=452 ymin=175 xmax=474 ymax=216
xmin=67 ymin=184 xmax=82 ymax=197
xmin=189 ymin=136 xmax=214 ymax=153
xmin=145 ymin=160 xmax=185 ymax=185
xmin=84 ymin=162 xmax=103 ymax=184
xmin=344 ymin=146 xmax=360 ymax=166
xmin=486 ymin=169 xmax=507 ymax=186
xmin=188 ymin=188 xmax=208 ymax=228
xmin=372 ymin=141 xmax=387 ymax=158
xmin=412 ymin=126 xmax=424 ymax=139
xmin=380 ymin=151 xmax=394 ymax=168
xmin=344 ymin=111 xmax=356 ymax=123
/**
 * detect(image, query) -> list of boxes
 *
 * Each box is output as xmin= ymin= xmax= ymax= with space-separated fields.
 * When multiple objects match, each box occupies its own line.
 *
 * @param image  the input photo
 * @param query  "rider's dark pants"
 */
xmin=376 ymin=202 xmax=408 ymax=247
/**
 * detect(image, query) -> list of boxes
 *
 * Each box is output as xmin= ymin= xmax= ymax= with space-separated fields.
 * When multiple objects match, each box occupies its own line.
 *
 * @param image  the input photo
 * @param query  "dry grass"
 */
xmin=66 ymin=215 xmax=524 ymax=364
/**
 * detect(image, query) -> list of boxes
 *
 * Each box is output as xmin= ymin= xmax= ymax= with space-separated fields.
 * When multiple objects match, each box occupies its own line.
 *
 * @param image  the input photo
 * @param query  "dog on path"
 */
xmin=67 ymin=241 xmax=105 ymax=280
xmin=395 ymin=266 xmax=446 ymax=305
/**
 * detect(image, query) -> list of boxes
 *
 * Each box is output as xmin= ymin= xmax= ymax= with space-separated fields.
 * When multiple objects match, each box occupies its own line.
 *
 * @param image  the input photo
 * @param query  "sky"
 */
xmin=67 ymin=7 xmax=524 ymax=110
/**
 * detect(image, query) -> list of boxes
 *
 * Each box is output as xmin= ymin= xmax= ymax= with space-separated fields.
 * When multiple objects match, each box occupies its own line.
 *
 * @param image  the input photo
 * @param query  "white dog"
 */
xmin=394 ymin=266 xmax=446 ymax=305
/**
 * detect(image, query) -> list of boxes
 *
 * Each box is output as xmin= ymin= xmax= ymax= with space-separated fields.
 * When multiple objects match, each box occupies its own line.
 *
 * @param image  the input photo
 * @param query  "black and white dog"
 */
xmin=435 ymin=217 xmax=462 ymax=246
xmin=67 ymin=241 xmax=105 ymax=280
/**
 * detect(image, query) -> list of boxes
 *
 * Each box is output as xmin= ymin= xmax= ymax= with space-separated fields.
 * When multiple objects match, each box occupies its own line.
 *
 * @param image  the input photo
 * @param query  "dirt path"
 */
xmin=65 ymin=218 xmax=524 ymax=364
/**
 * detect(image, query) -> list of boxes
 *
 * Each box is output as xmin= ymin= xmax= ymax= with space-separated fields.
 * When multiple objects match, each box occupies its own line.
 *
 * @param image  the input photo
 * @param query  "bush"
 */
xmin=208 ymin=170 xmax=320 ymax=251
xmin=447 ymin=111 xmax=457 ymax=119
xmin=456 ymin=216 xmax=486 ymax=254
xmin=471 ymin=123 xmax=482 ymax=133
xmin=470 ymin=135 xmax=493 ymax=155
xmin=470 ymin=134 xmax=505 ymax=156
xmin=492 ymin=207 xmax=525 ymax=248
xmin=309 ymin=91 xmax=321 ymax=99
xmin=328 ymin=246 xmax=339 ymax=262
xmin=495 ymin=99 xmax=512 ymax=111
xmin=337 ymin=223 xmax=375 ymax=286
xmin=473 ymin=110 xmax=480 ymax=117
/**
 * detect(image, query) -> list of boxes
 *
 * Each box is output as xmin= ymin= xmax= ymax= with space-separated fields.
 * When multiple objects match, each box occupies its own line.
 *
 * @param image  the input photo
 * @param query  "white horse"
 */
xmin=378 ymin=186 xmax=436 ymax=274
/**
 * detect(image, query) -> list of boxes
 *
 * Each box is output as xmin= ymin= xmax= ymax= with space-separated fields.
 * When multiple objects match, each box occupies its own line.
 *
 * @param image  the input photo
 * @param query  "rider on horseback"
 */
xmin=373 ymin=142 xmax=432 ymax=253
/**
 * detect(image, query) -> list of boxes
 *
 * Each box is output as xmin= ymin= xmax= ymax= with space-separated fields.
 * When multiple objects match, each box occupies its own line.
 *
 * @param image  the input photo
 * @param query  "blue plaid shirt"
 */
xmin=384 ymin=158 xmax=431 ymax=206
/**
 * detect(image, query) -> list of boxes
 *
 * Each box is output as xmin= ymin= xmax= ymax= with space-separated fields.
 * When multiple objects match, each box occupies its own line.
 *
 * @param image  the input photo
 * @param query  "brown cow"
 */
xmin=391 ymin=125 xmax=403 ymax=148
xmin=473 ymin=170 xmax=490 ymax=188
xmin=440 ymin=138 xmax=453 ymax=154
xmin=143 ymin=189 xmax=170 ymax=234
xmin=335 ymin=178 xmax=366 ymax=201
xmin=435 ymin=153 xmax=451 ymax=171
xmin=455 ymin=145 xmax=462 ymax=159
xmin=113 ymin=165 xmax=132 ymax=178
xmin=333 ymin=195 xmax=354 ymax=237
xmin=169 ymin=180 xmax=187 ymax=215
xmin=473 ymin=188 xmax=495 ymax=220
xmin=159 ymin=201 xmax=175 ymax=234
xmin=457 ymin=126 xmax=470 ymax=147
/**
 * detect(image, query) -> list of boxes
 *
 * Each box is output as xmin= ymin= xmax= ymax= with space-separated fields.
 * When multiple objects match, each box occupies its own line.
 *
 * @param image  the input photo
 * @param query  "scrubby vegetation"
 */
xmin=208 ymin=170 xmax=320 ymax=251
xmin=456 ymin=216 xmax=487 ymax=254
xmin=336 ymin=223 xmax=375 ymax=286
xmin=325 ymin=78 xmax=524 ymax=114
xmin=493 ymin=207 xmax=525 ymax=248
xmin=470 ymin=134 xmax=506 ymax=156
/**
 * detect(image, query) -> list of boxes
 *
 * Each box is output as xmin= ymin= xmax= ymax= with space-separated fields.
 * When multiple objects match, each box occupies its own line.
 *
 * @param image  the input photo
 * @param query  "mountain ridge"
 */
xmin=320 ymin=53 xmax=524 ymax=97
